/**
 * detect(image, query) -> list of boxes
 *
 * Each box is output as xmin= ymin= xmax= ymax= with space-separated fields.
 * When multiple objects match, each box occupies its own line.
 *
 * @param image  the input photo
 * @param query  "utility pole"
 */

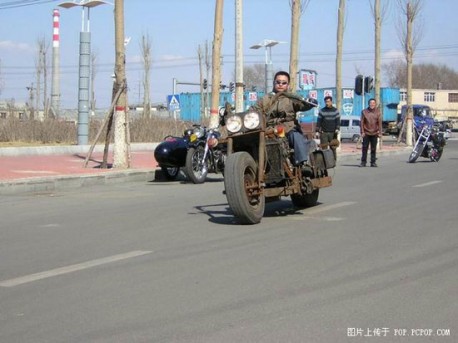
xmin=113 ymin=0 xmax=130 ymax=168
xmin=51 ymin=9 xmax=61 ymax=118
xmin=234 ymin=0 xmax=244 ymax=113
xmin=289 ymin=0 xmax=300 ymax=91
xmin=336 ymin=0 xmax=345 ymax=114
xmin=26 ymin=83 xmax=35 ymax=120
xmin=210 ymin=0 xmax=224 ymax=128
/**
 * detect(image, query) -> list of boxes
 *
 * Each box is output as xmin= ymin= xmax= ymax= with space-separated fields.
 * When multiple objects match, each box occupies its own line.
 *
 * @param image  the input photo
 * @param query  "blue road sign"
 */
xmin=167 ymin=94 xmax=180 ymax=111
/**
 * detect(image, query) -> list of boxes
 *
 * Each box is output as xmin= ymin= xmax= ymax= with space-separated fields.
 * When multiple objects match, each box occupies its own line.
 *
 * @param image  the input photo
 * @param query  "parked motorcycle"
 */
xmin=408 ymin=116 xmax=448 ymax=163
xmin=222 ymin=96 xmax=334 ymax=225
xmin=154 ymin=124 xmax=226 ymax=183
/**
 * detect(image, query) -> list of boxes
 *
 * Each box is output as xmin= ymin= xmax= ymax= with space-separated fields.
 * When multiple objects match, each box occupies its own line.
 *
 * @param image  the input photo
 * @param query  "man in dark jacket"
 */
xmin=316 ymin=96 xmax=340 ymax=160
xmin=359 ymin=98 xmax=382 ymax=167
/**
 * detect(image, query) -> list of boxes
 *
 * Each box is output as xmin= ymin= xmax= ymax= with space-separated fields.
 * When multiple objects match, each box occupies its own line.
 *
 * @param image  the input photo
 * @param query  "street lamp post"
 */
xmin=59 ymin=0 xmax=111 ymax=145
xmin=250 ymin=39 xmax=285 ymax=93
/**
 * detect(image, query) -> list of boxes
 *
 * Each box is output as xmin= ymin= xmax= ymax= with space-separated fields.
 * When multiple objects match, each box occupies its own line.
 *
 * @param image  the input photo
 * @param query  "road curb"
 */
xmin=0 ymin=143 xmax=158 ymax=157
xmin=0 ymin=169 xmax=156 ymax=195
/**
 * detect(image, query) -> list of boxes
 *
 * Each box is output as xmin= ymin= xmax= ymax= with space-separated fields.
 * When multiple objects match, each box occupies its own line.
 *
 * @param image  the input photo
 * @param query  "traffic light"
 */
xmin=229 ymin=82 xmax=235 ymax=92
xmin=203 ymin=78 xmax=208 ymax=90
xmin=364 ymin=76 xmax=374 ymax=93
xmin=355 ymin=75 xmax=363 ymax=95
xmin=243 ymin=83 xmax=246 ymax=92
xmin=220 ymin=81 xmax=226 ymax=90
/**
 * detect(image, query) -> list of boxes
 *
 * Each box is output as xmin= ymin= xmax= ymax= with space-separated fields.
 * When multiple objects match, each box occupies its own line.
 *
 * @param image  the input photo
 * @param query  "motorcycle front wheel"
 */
xmin=161 ymin=166 xmax=180 ymax=180
xmin=408 ymin=142 xmax=425 ymax=163
xmin=224 ymin=152 xmax=265 ymax=225
xmin=185 ymin=146 xmax=208 ymax=184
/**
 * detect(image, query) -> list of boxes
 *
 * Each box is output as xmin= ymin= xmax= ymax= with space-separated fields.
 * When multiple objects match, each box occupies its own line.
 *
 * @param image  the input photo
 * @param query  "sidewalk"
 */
xmin=0 ymin=141 xmax=409 ymax=195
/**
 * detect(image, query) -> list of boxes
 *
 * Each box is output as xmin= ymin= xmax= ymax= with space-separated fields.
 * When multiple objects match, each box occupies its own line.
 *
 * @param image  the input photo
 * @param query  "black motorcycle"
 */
xmin=154 ymin=125 xmax=226 ymax=183
xmin=408 ymin=117 xmax=448 ymax=163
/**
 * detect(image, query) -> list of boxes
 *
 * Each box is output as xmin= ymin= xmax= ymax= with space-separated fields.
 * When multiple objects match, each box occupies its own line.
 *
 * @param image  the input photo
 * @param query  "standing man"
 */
xmin=316 ymin=95 xmax=340 ymax=160
xmin=359 ymin=98 xmax=382 ymax=167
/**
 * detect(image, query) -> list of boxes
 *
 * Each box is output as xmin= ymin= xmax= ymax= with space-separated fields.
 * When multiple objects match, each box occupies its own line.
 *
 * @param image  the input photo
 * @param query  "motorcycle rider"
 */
xmin=250 ymin=70 xmax=316 ymax=167
xmin=359 ymin=98 xmax=382 ymax=167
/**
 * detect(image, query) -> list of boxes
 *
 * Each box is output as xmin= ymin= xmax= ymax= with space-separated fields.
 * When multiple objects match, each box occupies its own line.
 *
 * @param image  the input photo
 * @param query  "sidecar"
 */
xmin=154 ymin=135 xmax=190 ymax=180
xmin=154 ymin=127 xmax=207 ymax=181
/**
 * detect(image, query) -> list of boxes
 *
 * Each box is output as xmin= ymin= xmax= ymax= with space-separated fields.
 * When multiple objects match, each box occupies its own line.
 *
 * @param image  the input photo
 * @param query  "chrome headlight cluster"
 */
xmin=226 ymin=111 xmax=261 ymax=134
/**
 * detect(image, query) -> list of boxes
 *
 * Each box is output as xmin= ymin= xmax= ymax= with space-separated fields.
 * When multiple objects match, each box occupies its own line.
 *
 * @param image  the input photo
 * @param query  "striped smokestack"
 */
xmin=50 ymin=8 xmax=60 ymax=117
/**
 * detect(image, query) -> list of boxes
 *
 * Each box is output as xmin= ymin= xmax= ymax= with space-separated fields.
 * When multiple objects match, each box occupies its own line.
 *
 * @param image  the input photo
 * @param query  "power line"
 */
xmin=0 ymin=0 xmax=59 ymax=9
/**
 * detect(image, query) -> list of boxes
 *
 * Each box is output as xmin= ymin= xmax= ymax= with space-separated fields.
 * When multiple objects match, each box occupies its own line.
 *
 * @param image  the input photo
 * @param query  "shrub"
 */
xmin=0 ymin=116 xmax=194 ymax=146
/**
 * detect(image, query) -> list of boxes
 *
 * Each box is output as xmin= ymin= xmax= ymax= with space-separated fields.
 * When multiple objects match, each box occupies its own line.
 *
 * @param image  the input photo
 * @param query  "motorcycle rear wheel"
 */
xmin=224 ymin=152 xmax=265 ymax=225
xmin=430 ymin=149 xmax=443 ymax=162
xmin=161 ymin=166 xmax=180 ymax=180
xmin=291 ymin=189 xmax=319 ymax=208
xmin=185 ymin=146 xmax=208 ymax=184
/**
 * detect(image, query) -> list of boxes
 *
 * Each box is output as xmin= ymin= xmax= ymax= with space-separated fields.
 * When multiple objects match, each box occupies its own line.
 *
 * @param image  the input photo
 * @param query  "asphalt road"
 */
xmin=0 ymin=141 xmax=457 ymax=343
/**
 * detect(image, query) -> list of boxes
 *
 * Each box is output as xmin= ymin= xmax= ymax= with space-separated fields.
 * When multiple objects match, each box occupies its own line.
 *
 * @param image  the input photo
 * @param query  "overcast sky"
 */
xmin=0 ymin=0 xmax=457 ymax=109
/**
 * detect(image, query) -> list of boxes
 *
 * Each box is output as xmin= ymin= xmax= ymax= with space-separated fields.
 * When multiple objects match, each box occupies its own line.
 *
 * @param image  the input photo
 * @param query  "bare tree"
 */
xmin=90 ymin=51 xmax=98 ymax=117
xmin=35 ymin=37 xmax=48 ymax=119
xmin=113 ymin=0 xmax=130 ymax=168
xmin=369 ymin=0 xmax=389 ymax=108
xmin=243 ymin=64 xmax=265 ymax=90
xmin=197 ymin=44 xmax=205 ymax=116
xmin=210 ymin=0 xmax=224 ymax=128
xmin=384 ymin=61 xmax=458 ymax=89
xmin=0 ymin=58 xmax=4 ymax=97
xmin=289 ymin=0 xmax=310 ymax=91
xmin=140 ymin=33 xmax=152 ymax=118
xmin=336 ymin=0 xmax=345 ymax=114
xmin=397 ymin=0 xmax=423 ymax=146
xmin=205 ymin=40 xmax=211 ymax=117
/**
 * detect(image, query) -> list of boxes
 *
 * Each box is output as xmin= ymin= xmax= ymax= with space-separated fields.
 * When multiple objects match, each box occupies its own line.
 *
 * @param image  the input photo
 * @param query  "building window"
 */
xmin=424 ymin=92 xmax=435 ymax=102
xmin=448 ymin=93 xmax=458 ymax=103
xmin=0 ymin=112 xmax=6 ymax=119
xmin=400 ymin=91 xmax=407 ymax=101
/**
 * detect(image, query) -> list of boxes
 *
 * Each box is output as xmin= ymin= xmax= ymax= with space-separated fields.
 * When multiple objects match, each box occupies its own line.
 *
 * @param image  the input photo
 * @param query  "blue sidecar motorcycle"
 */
xmin=154 ymin=125 xmax=226 ymax=183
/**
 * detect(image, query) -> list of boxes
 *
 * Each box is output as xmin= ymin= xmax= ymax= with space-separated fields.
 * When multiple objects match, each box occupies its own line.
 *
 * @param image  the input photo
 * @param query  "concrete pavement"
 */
xmin=0 ymin=141 xmax=410 ymax=195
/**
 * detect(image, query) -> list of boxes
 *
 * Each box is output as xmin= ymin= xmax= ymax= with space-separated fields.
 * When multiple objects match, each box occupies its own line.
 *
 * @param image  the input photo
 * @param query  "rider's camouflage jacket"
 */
xmin=250 ymin=92 xmax=311 ymax=134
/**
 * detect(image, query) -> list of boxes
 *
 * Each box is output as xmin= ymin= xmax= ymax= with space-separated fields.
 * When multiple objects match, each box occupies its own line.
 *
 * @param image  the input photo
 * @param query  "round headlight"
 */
xmin=244 ymin=112 xmax=260 ymax=130
xmin=226 ymin=115 xmax=243 ymax=133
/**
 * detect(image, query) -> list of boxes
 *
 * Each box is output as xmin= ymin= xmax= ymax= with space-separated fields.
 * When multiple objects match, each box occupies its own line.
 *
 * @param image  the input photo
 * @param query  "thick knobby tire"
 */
xmin=224 ymin=152 xmax=265 ymax=225
xmin=161 ymin=166 xmax=180 ymax=180
xmin=291 ymin=189 xmax=319 ymax=208
xmin=185 ymin=146 xmax=208 ymax=184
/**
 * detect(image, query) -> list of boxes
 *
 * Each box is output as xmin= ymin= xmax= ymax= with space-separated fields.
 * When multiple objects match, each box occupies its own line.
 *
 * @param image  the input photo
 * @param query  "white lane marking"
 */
xmin=0 ymin=250 xmax=152 ymax=288
xmin=412 ymin=180 xmax=442 ymax=188
xmin=288 ymin=216 xmax=345 ymax=222
xmin=303 ymin=201 xmax=357 ymax=215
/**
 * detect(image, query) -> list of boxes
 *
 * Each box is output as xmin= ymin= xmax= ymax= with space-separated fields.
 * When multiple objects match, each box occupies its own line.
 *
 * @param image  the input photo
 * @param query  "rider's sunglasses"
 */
xmin=275 ymin=80 xmax=288 ymax=85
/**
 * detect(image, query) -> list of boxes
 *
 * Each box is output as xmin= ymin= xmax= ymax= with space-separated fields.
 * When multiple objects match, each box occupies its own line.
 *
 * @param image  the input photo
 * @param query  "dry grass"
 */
xmin=0 ymin=116 xmax=192 ymax=146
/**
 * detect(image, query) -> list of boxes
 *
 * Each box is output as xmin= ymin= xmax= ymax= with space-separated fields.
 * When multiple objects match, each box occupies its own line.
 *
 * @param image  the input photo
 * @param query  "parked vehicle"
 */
xmin=408 ymin=115 xmax=448 ymax=163
xmin=340 ymin=116 xmax=361 ymax=142
xmin=154 ymin=125 xmax=226 ymax=183
xmin=223 ymin=99 xmax=334 ymax=225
